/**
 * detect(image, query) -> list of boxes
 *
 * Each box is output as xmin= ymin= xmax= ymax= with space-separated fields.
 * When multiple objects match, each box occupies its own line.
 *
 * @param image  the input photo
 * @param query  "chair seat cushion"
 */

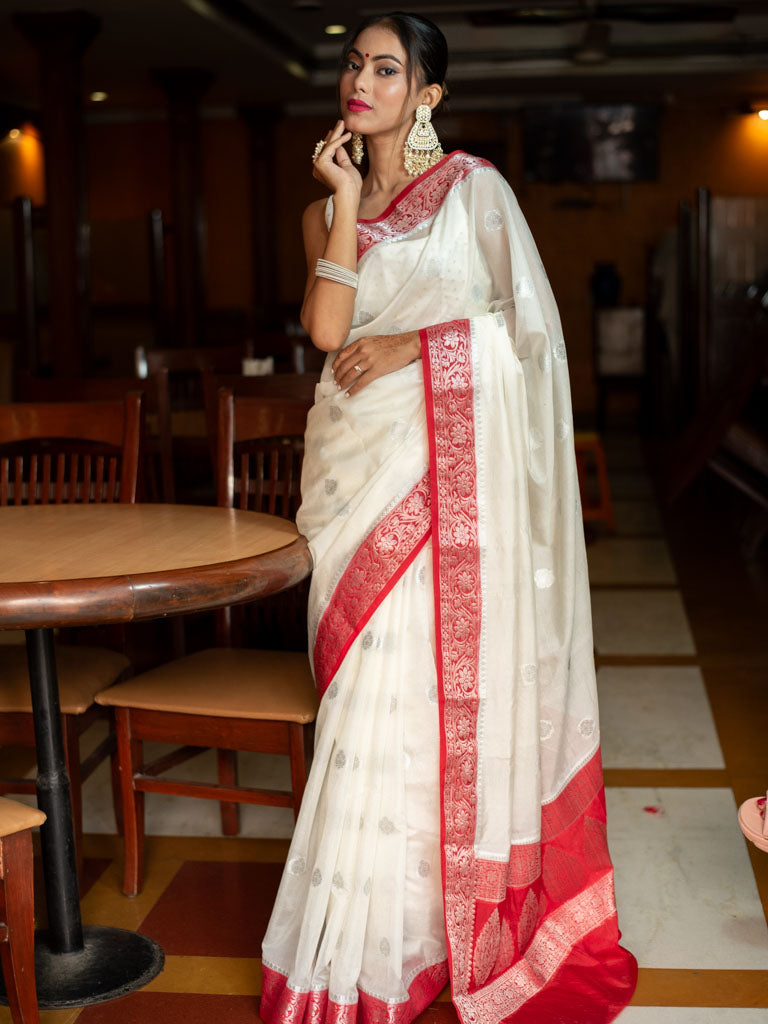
xmin=0 ymin=795 xmax=46 ymax=836
xmin=94 ymin=648 xmax=318 ymax=724
xmin=0 ymin=646 xmax=130 ymax=714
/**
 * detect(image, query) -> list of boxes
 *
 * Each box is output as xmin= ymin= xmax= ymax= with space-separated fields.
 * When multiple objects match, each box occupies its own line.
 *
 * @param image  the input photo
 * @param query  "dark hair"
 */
xmin=339 ymin=11 xmax=449 ymax=106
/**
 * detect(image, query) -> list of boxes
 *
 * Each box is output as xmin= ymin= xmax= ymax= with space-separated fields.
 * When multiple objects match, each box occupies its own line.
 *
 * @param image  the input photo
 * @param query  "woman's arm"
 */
xmin=300 ymin=121 xmax=362 ymax=352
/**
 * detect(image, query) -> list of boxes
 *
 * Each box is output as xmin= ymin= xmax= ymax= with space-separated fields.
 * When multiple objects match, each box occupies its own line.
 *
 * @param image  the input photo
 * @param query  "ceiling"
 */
xmin=1 ymin=0 xmax=768 ymax=120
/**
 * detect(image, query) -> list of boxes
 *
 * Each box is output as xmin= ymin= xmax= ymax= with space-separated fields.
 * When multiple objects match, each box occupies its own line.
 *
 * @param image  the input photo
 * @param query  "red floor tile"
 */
xmin=139 ymin=860 xmax=284 ymax=956
xmin=77 ymin=992 xmax=261 ymax=1023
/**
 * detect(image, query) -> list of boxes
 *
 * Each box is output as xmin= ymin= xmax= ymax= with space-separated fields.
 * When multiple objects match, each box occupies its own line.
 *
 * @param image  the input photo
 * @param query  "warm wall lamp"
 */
xmin=741 ymin=100 xmax=768 ymax=119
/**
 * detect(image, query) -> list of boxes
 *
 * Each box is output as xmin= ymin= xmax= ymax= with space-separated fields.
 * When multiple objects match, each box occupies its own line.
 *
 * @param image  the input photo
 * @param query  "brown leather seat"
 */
xmin=0 ymin=796 xmax=46 ymax=1024
xmin=96 ymin=648 xmax=316 ymax=722
xmin=0 ymin=646 xmax=130 ymax=715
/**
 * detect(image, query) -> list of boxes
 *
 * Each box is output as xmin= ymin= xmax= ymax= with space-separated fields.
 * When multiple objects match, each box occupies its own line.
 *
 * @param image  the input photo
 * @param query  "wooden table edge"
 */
xmin=0 ymin=536 xmax=312 ymax=629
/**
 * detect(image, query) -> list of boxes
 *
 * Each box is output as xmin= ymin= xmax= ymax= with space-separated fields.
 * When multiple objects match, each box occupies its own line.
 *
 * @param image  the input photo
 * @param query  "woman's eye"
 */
xmin=344 ymin=59 xmax=360 ymax=71
xmin=378 ymin=66 xmax=397 ymax=75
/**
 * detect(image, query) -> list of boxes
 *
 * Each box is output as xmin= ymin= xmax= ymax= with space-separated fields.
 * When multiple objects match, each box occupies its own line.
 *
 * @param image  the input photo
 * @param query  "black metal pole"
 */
xmin=25 ymin=627 xmax=83 ymax=953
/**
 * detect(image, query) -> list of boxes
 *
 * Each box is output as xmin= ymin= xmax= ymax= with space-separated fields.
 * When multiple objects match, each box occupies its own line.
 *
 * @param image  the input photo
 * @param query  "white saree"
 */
xmin=261 ymin=152 xmax=636 ymax=1024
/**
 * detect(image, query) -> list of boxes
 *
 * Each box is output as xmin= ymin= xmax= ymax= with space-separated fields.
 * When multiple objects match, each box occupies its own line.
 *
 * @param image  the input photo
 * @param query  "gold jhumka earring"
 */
xmin=403 ymin=104 xmax=443 ymax=176
xmin=351 ymin=132 xmax=365 ymax=165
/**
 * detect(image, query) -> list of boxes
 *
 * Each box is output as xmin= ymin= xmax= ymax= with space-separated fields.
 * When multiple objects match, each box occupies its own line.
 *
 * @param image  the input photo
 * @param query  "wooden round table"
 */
xmin=0 ymin=504 xmax=312 ymax=1008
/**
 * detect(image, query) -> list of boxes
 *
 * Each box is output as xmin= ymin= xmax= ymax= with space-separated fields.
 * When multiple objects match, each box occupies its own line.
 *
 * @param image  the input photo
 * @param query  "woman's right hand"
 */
xmin=312 ymin=120 xmax=362 ymax=198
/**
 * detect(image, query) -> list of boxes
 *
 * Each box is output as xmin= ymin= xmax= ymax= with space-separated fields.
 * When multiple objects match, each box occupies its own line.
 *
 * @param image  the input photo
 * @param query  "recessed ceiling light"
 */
xmin=325 ymin=24 xmax=347 ymax=35
xmin=90 ymin=90 xmax=108 ymax=102
xmin=8 ymin=128 xmax=20 ymax=140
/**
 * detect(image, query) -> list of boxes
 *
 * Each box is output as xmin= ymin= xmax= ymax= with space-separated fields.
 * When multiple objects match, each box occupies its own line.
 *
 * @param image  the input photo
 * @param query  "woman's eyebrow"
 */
xmin=348 ymin=47 xmax=403 ymax=65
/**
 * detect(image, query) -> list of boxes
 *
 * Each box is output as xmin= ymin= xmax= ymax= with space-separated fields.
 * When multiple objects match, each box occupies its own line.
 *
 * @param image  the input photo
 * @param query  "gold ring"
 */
xmin=312 ymin=139 xmax=326 ymax=162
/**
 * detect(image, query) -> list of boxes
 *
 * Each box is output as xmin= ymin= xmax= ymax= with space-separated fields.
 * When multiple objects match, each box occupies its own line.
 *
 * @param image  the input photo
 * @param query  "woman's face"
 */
xmin=339 ymin=26 xmax=416 ymax=136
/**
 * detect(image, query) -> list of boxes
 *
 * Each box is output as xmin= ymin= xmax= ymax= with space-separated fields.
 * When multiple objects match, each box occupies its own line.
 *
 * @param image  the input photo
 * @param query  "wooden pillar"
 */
xmin=14 ymin=11 xmax=100 ymax=376
xmin=240 ymin=105 xmax=281 ymax=329
xmin=153 ymin=69 xmax=213 ymax=349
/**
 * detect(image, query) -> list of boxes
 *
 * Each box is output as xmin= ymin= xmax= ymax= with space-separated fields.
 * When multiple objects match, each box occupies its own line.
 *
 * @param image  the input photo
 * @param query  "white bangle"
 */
xmin=315 ymin=258 xmax=358 ymax=290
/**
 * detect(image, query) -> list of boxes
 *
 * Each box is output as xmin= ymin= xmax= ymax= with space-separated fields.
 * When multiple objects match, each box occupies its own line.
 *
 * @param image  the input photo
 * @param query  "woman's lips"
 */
xmin=347 ymin=100 xmax=372 ymax=112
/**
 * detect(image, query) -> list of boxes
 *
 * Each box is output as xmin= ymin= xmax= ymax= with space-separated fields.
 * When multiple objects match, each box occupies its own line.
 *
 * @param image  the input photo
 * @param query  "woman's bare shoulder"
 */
xmin=302 ymin=197 xmax=330 ymax=233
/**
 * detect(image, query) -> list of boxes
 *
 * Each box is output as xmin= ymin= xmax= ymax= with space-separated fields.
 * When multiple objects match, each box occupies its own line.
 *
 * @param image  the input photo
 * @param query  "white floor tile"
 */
xmin=607 ymin=787 xmax=768 ymax=969
xmin=588 ymin=538 xmax=676 ymax=586
xmin=612 ymin=499 xmax=664 ymax=536
xmin=598 ymin=666 xmax=724 ymax=769
xmin=617 ymin=1010 xmax=768 ymax=1023
xmin=592 ymin=590 xmax=696 ymax=655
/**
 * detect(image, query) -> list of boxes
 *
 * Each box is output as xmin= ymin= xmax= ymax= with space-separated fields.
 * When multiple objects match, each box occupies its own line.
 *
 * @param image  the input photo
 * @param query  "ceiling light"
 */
xmin=759 ymin=109 xmax=768 ymax=121
xmin=284 ymin=60 xmax=308 ymax=80
xmin=90 ymin=91 xmax=108 ymax=102
xmin=325 ymin=24 xmax=346 ymax=35
xmin=8 ymin=128 xmax=20 ymax=140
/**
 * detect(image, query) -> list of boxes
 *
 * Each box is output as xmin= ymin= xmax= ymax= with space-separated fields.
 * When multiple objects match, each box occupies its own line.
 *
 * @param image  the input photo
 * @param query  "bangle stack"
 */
xmin=315 ymin=258 xmax=358 ymax=290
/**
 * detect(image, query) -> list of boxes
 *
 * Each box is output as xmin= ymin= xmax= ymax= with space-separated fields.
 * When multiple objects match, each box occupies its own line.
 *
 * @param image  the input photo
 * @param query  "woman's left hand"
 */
xmin=333 ymin=331 xmax=421 ymax=396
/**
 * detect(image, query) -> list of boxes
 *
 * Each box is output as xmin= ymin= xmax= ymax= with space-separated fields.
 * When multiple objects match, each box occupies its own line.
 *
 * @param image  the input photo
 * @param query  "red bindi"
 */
xmin=365 ymin=53 xmax=370 ymax=57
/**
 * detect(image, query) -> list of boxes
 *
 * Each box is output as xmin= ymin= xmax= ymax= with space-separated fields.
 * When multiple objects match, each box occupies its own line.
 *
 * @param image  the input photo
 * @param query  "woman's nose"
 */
xmin=354 ymin=66 xmax=371 ymax=92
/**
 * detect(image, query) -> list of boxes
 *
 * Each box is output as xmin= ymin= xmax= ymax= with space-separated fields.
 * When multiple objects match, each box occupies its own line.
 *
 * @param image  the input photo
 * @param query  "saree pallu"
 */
xmin=261 ymin=152 xmax=637 ymax=1024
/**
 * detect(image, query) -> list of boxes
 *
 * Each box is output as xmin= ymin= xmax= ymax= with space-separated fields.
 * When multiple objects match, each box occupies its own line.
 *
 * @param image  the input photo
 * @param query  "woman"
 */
xmin=261 ymin=13 xmax=637 ymax=1024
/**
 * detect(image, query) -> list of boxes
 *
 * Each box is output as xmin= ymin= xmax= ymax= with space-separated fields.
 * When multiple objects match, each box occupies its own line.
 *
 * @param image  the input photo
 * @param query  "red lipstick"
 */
xmin=347 ymin=99 xmax=372 ymax=112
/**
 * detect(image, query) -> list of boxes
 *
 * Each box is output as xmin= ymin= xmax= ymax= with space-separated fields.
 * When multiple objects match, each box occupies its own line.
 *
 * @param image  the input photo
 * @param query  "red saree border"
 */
xmin=421 ymin=320 xmax=636 ymax=1023
xmin=473 ymin=750 xmax=605 ymax=902
xmin=260 ymin=959 xmax=449 ymax=1024
xmin=313 ymin=474 xmax=432 ymax=698
xmin=357 ymin=151 xmax=455 ymax=224
xmin=357 ymin=153 xmax=493 ymax=262
xmin=420 ymin=319 xmax=482 ymax=997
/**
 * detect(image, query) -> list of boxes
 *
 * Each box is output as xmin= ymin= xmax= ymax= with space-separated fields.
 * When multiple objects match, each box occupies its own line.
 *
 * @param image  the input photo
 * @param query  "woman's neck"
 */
xmin=362 ymin=127 xmax=412 ymax=200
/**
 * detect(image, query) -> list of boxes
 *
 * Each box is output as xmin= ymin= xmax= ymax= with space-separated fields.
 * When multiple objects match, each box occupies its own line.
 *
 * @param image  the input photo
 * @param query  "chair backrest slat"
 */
xmin=216 ymin=388 xmax=308 ymax=518
xmin=0 ymin=396 xmax=142 ymax=508
xmin=15 ymin=373 xmax=172 ymax=502
xmin=41 ymin=453 xmax=52 ymax=504
xmin=55 ymin=453 xmax=65 ymax=503
xmin=14 ymin=456 xmax=23 ymax=506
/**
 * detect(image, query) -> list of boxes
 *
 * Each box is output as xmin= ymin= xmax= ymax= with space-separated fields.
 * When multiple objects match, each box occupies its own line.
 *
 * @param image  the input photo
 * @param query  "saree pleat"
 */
xmin=261 ymin=152 xmax=637 ymax=1024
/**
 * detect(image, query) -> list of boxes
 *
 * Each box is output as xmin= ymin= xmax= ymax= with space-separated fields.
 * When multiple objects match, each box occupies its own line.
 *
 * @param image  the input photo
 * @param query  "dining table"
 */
xmin=0 ymin=502 xmax=312 ymax=1008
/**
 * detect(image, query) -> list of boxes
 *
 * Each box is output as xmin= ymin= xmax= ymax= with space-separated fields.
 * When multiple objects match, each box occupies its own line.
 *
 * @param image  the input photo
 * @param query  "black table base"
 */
xmin=0 ymin=926 xmax=164 ymax=1009
xmin=11 ymin=628 xmax=165 ymax=1007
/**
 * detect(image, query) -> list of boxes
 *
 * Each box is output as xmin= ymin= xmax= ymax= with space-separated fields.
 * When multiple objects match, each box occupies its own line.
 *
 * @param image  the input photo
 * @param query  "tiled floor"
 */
xmin=2 ymin=431 xmax=767 ymax=1022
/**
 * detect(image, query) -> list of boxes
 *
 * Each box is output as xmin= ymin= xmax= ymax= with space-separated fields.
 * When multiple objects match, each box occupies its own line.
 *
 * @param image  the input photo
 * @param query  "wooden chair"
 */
xmin=95 ymin=388 xmax=317 ymax=896
xmin=0 ymin=796 xmax=46 ymax=1024
xmin=0 ymin=396 xmax=143 ymax=868
xmin=15 ymin=370 xmax=174 ymax=502
xmin=200 ymin=370 xmax=315 ymax=473
xmin=574 ymin=431 xmax=615 ymax=531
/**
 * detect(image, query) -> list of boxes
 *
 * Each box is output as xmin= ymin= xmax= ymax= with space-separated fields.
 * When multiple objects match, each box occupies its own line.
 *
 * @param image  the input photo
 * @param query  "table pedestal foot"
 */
xmin=0 ymin=926 xmax=164 ymax=1009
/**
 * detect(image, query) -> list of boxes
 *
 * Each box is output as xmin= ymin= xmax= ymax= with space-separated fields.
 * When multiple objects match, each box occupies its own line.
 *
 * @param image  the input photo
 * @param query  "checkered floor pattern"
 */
xmin=2 ymin=431 xmax=766 ymax=1023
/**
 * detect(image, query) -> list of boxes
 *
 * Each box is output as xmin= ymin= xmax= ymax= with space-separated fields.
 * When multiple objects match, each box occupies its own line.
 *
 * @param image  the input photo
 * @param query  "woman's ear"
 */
xmin=421 ymin=83 xmax=443 ymax=111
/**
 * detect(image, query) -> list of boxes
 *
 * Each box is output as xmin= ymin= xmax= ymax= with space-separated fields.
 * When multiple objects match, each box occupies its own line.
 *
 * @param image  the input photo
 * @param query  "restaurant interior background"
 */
xmin=0 ymin=4 xmax=767 ymax=1022
xmin=0 ymin=0 xmax=766 ymax=426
